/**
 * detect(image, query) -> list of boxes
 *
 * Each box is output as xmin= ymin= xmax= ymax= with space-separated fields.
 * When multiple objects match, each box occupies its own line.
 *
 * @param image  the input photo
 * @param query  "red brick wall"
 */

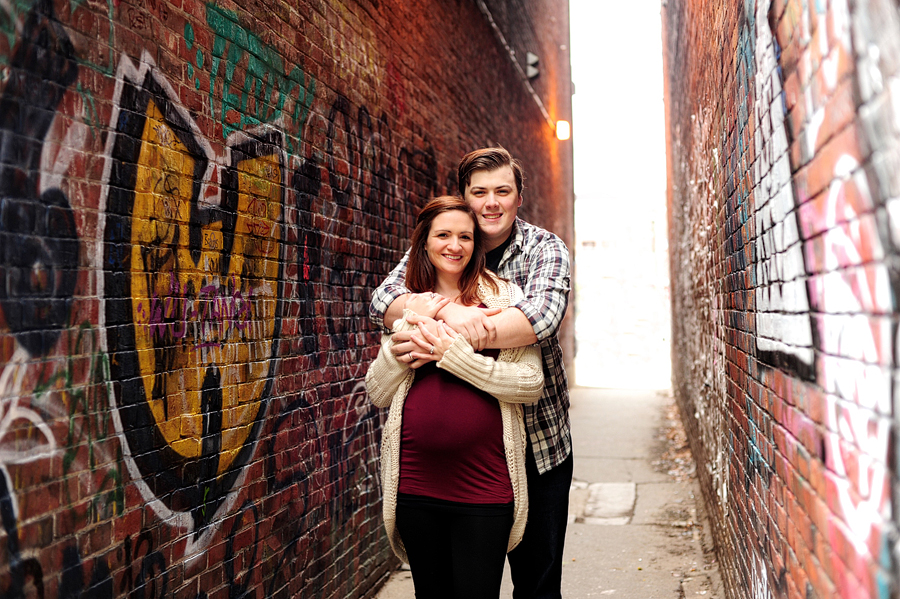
xmin=0 ymin=0 xmax=573 ymax=596
xmin=663 ymin=1 xmax=899 ymax=598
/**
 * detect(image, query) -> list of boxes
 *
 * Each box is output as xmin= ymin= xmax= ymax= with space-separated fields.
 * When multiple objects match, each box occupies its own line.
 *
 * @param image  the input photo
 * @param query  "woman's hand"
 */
xmin=408 ymin=320 xmax=459 ymax=363
xmin=404 ymin=292 xmax=451 ymax=319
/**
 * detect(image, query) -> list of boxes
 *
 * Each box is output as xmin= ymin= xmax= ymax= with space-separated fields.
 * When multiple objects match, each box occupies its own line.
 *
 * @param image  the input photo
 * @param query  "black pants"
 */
xmin=396 ymin=494 xmax=514 ymax=599
xmin=507 ymin=448 xmax=574 ymax=599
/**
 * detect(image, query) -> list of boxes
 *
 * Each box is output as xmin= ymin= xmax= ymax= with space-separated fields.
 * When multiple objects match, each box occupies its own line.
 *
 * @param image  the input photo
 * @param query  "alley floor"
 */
xmin=373 ymin=386 xmax=724 ymax=599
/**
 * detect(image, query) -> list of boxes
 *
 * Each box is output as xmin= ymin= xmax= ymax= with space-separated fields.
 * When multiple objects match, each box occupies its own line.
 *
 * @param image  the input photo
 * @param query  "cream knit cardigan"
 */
xmin=365 ymin=277 xmax=545 ymax=564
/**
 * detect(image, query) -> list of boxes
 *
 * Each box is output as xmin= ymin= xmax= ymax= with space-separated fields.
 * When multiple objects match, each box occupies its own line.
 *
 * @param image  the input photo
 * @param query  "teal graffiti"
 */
xmin=204 ymin=4 xmax=315 ymax=152
xmin=0 ymin=0 xmax=34 ymax=65
xmin=74 ymin=0 xmax=116 ymax=76
xmin=37 ymin=322 xmax=126 ymax=524
xmin=186 ymin=22 xmax=199 ymax=86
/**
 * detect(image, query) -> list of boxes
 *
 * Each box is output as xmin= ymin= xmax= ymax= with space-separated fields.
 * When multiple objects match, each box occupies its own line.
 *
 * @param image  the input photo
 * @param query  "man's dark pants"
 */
xmin=508 ymin=445 xmax=574 ymax=599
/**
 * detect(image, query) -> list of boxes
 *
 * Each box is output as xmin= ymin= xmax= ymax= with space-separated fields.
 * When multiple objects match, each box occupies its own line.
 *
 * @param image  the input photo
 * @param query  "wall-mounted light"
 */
xmin=556 ymin=120 xmax=570 ymax=141
xmin=526 ymin=52 xmax=539 ymax=79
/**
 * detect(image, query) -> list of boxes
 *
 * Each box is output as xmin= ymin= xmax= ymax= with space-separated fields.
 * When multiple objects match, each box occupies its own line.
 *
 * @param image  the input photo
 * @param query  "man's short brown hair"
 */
xmin=457 ymin=147 xmax=525 ymax=196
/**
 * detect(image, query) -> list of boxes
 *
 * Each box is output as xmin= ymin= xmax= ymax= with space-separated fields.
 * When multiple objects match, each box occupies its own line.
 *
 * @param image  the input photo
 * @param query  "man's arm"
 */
xmin=422 ymin=236 xmax=570 ymax=350
xmin=483 ymin=306 xmax=537 ymax=349
xmin=382 ymin=294 xmax=410 ymax=329
xmin=369 ymin=251 xmax=411 ymax=329
xmin=489 ymin=234 xmax=570 ymax=348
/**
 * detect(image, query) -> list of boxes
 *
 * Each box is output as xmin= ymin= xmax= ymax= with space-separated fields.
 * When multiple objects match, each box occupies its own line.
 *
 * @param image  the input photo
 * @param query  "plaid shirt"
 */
xmin=369 ymin=217 xmax=572 ymax=474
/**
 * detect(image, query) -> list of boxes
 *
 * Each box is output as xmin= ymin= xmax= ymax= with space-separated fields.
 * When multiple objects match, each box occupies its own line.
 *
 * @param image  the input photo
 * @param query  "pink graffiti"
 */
xmin=136 ymin=273 xmax=256 ymax=348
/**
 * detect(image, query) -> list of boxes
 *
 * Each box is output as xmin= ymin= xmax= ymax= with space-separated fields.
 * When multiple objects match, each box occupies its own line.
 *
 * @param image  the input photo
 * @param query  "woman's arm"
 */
xmin=436 ymin=336 xmax=544 ymax=405
xmin=406 ymin=319 xmax=543 ymax=404
xmin=364 ymin=311 xmax=418 ymax=408
xmin=402 ymin=279 xmax=544 ymax=403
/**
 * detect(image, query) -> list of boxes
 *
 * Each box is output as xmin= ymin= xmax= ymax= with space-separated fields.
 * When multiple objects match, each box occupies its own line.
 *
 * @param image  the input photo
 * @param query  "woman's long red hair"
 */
xmin=406 ymin=196 xmax=498 ymax=305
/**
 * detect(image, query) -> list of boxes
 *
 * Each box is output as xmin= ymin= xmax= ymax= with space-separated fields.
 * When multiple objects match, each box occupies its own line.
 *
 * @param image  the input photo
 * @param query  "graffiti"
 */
xmin=0 ymin=4 xmax=87 ymax=595
xmin=264 ymin=382 xmax=384 ymax=598
xmin=0 ymin=321 xmax=125 ymax=598
xmin=137 ymin=275 xmax=256 ymax=345
xmin=752 ymin=1 xmax=815 ymax=379
xmin=100 ymin=52 xmax=286 ymax=549
xmin=766 ymin=1 xmax=896 ymax=593
xmin=385 ymin=61 xmax=407 ymax=119
xmin=117 ymin=531 xmax=171 ymax=598
xmin=54 ymin=529 xmax=172 ymax=599
xmin=203 ymin=4 xmax=316 ymax=153
xmin=0 ymin=0 xmax=466 ymax=593
xmin=290 ymin=92 xmax=439 ymax=356
xmin=669 ymin=0 xmax=900 ymax=597
xmin=92 ymin=42 xmax=426 ymax=563
xmin=327 ymin=0 xmax=384 ymax=91
xmin=0 ymin=440 xmax=47 ymax=597
xmin=0 ymin=0 xmax=79 ymax=358
xmin=0 ymin=0 xmax=33 ymax=70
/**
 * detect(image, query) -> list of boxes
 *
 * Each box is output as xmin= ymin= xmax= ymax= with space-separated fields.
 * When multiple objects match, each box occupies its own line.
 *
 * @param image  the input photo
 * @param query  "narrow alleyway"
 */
xmin=375 ymin=387 xmax=723 ymax=598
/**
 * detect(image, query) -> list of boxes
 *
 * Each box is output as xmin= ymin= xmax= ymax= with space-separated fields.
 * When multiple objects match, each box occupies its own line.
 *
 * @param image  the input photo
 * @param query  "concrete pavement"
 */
xmin=373 ymin=386 xmax=724 ymax=598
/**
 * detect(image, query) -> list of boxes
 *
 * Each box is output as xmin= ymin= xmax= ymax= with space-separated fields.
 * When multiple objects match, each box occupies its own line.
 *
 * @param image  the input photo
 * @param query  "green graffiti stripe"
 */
xmin=204 ymin=3 xmax=315 ymax=152
xmin=0 ymin=0 xmax=34 ymax=63
xmin=73 ymin=0 xmax=116 ymax=76
xmin=185 ymin=21 xmax=195 ymax=49
xmin=33 ymin=322 xmax=125 ymax=524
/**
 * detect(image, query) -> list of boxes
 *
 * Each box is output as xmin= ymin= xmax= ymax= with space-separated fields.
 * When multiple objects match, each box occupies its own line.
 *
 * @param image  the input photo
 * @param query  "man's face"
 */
xmin=464 ymin=166 xmax=522 ymax=251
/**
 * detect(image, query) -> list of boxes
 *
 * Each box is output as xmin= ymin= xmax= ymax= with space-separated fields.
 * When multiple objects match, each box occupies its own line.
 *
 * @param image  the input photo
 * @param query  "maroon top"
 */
xmin=398 ymin=348 xmax=513 ymax=504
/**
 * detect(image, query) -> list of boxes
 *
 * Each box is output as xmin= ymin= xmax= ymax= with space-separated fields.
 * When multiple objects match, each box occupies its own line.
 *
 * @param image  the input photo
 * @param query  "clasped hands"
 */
xmin=391 ymin=292 xmax=501 ymax=368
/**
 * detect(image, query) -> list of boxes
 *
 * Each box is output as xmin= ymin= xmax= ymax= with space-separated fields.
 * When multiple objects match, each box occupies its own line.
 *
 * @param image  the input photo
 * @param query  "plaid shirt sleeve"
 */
xmin=510 ymin=233 xmax=570 ymax=341
xmin=369 ymin=251 xmax=411 ymax=330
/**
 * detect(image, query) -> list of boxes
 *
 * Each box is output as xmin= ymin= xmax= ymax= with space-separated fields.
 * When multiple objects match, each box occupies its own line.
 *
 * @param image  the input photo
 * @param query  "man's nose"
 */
xmin=484 ymin=192 xmax=500 ymax=207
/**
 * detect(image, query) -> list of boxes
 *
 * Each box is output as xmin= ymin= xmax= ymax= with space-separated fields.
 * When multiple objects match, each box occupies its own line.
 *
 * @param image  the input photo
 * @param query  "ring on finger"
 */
xmin=429 ymin=345 xmax=434 ymax=355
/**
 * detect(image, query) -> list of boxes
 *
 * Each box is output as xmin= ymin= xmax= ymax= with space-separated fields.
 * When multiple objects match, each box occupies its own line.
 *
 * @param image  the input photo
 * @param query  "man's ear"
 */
xmin=517 ymin=194 xmax=524 ymax=207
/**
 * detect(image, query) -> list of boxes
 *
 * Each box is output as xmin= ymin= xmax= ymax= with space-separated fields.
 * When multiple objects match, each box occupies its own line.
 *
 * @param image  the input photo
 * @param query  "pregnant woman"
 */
xmin=366 ymin=195 xmax=544 ymax=598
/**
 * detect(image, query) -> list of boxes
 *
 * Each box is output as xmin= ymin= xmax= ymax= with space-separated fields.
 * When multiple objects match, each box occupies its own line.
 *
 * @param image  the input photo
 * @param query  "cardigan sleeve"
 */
xmin=365 ymin=309 xmax=418 ymax=408
xmin=435 ymin=334 xmax=544 ymax=405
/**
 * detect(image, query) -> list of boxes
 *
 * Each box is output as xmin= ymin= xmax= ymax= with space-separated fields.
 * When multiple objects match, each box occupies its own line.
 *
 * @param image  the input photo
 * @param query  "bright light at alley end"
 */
xmin=555 ymin=120 xmax=571 ymax=140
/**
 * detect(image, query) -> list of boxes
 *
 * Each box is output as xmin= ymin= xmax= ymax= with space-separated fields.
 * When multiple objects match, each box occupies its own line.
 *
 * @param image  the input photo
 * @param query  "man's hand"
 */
xmin=433 ymin=303 xmax=501 ymax=350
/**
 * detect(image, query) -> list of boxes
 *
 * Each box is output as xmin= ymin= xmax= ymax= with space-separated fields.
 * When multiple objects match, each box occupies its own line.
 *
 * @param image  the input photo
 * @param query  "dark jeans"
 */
xmin=396 ymin=494 xmax=514 ymax=599
xmin=507 ymin=447 xmax=574 ymax=599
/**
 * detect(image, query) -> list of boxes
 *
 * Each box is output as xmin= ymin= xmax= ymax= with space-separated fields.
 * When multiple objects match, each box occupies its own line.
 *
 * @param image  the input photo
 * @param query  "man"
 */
xmin=369 ymin=147 xmax=572 ymax=598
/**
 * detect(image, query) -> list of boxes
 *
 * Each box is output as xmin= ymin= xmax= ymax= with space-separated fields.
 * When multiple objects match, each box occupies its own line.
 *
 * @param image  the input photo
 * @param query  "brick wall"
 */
xmin=663 ymin=1 xmax=900 ymax=598
xmin=0 ymin=0 xmax=574 ymax=595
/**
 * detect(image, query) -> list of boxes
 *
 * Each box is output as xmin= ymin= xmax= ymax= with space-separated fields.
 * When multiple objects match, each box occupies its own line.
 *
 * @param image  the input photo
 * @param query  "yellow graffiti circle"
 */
xmin=130 ymin=99 xmax=281 ymax=476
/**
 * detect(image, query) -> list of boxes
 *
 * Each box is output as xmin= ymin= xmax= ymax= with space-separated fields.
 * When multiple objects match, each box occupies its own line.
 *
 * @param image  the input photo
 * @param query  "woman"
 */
xmin=365 ymin=196 xmax=544 ymax=598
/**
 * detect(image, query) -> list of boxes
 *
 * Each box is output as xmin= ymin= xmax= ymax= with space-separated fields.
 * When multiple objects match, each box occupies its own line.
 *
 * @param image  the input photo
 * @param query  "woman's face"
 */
xmin=426 ymin=210 xmax=476 ymax=279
